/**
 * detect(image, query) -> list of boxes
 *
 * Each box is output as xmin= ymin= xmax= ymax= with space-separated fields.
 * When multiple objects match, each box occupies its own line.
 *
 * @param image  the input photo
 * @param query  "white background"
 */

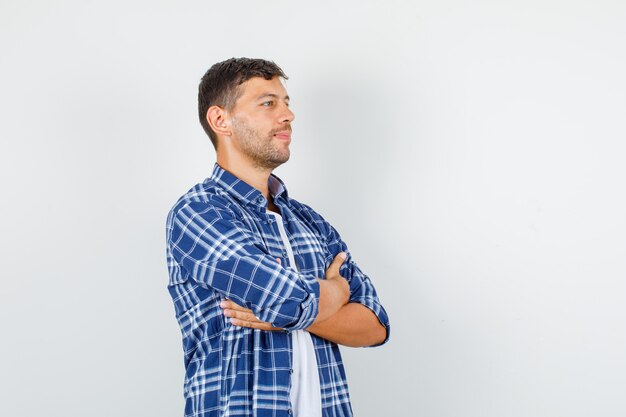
xmin=1 ymin=1 xmax=625 ymax=416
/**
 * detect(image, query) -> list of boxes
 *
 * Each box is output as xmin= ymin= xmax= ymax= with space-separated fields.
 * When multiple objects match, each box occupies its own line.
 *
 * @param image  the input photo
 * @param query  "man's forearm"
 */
xmin=307 ymin=302 xmax=387 ymax=347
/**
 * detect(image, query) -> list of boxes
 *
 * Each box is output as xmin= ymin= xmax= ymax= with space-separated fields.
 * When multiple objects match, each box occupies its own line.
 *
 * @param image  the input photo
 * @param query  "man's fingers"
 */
xmin=220 ymin=299 xmax=253 ymax=313
xmin=223 ymin=308 xmax=259 ymax=322
xmin=220 ymin=299 xmax=284 ymax=331
xmin=230 ymin=318 xmax=282 ymax=331
xmin=325 ymin=252 xmax=347 ymax=278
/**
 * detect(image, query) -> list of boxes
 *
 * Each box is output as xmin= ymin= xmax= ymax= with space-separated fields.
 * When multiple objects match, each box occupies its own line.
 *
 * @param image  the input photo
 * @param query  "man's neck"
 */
xmin=216 ymin=155 xmax=273 ymax=202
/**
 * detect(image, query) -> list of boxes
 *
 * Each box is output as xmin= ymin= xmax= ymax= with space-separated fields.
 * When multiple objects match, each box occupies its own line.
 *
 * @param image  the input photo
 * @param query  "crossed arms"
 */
xmin=222 ymin=253 xmax=387 ymax=347
xmin=168 ymin=197 xmax=390 ymax=347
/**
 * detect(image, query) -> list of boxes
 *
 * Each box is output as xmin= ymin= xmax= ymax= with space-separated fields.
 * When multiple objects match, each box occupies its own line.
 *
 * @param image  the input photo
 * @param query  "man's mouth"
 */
xmin=273 ymin=130 xmax=292 ymax=140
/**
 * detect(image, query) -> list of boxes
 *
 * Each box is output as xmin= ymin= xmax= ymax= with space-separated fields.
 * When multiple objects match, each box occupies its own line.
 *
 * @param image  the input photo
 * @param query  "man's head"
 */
xmin=198 ymin=58 xmax=289 ymax=150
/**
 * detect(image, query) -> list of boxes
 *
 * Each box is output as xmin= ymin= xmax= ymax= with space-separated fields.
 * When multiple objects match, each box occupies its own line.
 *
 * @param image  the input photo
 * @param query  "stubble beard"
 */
xmin=232 ymin=118 xmax=291 ymax=170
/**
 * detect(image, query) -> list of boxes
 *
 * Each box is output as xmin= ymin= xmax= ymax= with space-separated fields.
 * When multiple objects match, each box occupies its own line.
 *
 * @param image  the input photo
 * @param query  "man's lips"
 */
xmin=273 ymin=130 xmax=292 ymax=140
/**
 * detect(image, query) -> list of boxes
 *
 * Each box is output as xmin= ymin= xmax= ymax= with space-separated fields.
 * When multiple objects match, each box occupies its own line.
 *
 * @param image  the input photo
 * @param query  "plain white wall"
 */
xmin=1 ymin=1 xmax=625 ymax=416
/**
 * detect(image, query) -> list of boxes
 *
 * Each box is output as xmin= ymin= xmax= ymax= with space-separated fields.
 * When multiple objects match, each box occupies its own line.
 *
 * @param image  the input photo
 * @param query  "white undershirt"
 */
xmin=268 ymin=210 xmax=322 ymax=417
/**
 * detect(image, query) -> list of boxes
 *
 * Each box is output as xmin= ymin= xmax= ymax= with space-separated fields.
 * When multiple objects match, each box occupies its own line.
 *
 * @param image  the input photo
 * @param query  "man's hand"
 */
xmin=220 ymin=299 xmax=284 ymax=331
xmin=323 ymin=252 xmax=350 ymax=300
xmin=314 ymin=252 xmax=350 ymax=324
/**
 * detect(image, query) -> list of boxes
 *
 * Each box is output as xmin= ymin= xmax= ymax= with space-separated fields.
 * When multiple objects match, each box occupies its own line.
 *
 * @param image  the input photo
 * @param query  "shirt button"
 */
xmin=288 ymin=409 xmax=292 ymax=415
xmin=257 ymin=196 xmax=265 ymax=203
xmin=282 ymin=250 xmax=288 ymax=256
xmin=289 ymin=368 xmax=294 ymax=374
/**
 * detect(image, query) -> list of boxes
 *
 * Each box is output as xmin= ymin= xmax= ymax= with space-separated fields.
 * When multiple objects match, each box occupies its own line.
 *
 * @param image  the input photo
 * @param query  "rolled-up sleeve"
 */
xmin=167 ymin=200 xmax=320 ymax=330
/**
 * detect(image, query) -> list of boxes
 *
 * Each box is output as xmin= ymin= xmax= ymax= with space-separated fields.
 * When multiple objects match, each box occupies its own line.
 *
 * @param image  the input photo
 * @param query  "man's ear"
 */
xmin=206 ymin=105 xmax=231 ymax=137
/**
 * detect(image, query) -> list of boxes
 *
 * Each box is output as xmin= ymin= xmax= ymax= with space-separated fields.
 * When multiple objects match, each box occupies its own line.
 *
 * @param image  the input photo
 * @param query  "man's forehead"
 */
xmin=239 ymin=76 xmax=289 ymax=98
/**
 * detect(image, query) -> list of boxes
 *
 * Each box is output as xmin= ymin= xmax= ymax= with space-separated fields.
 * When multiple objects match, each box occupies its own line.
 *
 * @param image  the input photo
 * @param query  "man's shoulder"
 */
xmin=167 ymin=177 xmax=235 ymax=220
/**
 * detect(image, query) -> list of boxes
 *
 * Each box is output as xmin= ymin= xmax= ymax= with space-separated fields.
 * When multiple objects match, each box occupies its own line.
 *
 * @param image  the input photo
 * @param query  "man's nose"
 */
xmin=280 ymin=103 xmax=295 ymax=123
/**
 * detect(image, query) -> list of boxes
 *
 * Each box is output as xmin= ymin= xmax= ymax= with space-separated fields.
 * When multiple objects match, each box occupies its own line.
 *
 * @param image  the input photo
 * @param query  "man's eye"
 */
xmin=262 ymin=101 xmax=274 ymax=106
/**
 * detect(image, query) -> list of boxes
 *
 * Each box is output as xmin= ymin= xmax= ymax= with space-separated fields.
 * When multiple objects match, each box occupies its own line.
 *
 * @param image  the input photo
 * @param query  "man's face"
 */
xmin=228 ymin=76 xmax=294 ymax=170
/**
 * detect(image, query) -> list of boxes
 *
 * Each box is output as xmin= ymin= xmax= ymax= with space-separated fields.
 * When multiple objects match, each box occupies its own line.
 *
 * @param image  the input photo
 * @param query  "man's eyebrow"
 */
xmin=256 ymin=93 xmax=290 ymax=101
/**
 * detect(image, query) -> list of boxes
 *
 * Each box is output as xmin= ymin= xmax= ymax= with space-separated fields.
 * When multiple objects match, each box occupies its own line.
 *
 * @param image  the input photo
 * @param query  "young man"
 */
xmin=165 ymin=58 xmax=390 ymax=417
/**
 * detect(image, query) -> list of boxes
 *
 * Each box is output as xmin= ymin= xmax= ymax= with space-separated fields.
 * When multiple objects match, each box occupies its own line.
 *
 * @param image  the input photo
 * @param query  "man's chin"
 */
xmin=272 ymin=152 xmax=290 ymax=166
xmin=258 ymin=154 xmax=290 ymax=170
xmin=269 ymin=157 xmax=290 ymax=169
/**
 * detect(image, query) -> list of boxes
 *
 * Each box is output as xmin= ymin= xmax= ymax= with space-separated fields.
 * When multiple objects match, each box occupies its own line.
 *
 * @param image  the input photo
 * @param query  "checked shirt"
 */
xmin=165 ymin=163 xmax=390 ymax=417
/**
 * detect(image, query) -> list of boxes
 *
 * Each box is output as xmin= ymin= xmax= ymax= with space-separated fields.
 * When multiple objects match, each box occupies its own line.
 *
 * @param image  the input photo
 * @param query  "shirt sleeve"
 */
xmin=167 ymin=199 xmax=320 ymax=331
xmin=310 ymin=206 xmax=391 ymax=346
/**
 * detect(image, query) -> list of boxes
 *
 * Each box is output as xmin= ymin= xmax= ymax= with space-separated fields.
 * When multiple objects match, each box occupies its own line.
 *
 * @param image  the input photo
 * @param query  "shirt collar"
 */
xmin=210 ymin=162 xmax=290 ymax=209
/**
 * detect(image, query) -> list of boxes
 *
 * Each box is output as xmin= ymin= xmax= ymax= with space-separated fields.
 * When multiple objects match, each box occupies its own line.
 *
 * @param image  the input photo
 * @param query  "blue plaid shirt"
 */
xmin=166 ymin=163 xmax=390 ymax=417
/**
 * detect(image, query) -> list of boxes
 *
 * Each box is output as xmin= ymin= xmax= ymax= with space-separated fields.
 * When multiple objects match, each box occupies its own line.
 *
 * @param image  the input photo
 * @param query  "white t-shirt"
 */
xmin=268 ymin=210 xmax=322 ymax=417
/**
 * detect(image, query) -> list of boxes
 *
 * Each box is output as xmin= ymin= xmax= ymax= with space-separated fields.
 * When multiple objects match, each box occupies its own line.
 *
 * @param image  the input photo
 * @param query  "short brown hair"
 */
xmin=198 ymin=57 xmax=288 ymax=150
